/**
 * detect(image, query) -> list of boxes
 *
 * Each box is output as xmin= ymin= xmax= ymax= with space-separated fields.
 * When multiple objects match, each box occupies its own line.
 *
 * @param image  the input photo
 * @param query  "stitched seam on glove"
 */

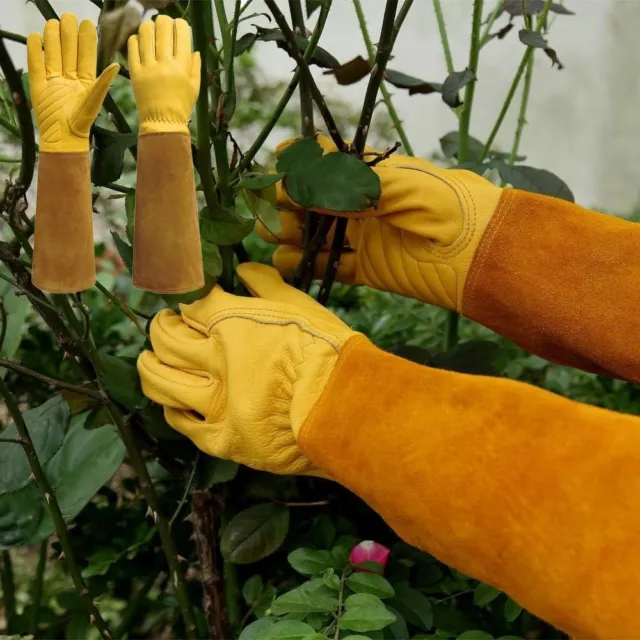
xmin=206 ymin=311 xmax=344 ymax=352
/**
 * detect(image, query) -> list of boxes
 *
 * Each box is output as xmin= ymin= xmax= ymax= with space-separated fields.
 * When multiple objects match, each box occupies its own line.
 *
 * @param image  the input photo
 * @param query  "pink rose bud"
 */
xmin=349 ymin=540 xmax=391 ymax=574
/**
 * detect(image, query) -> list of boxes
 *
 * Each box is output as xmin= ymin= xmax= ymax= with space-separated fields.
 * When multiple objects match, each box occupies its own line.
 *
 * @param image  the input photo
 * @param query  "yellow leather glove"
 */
xmin=137 ymin=262 xmax=357 ymax=475
xmin=259 ymin=136 xmax=502 ymax=312
xmin=128 ymin=16 xmax=204 ymax=295
xmin=27 ymin=14 xmax=119 ymax=293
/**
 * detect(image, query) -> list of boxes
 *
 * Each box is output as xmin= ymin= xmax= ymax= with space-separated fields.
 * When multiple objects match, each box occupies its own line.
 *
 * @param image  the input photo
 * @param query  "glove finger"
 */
xmin=271 ymin=245 xmax=357 ymax=284
xmin=154 ymin=14 xmax=173 ymax=62
xmin=189 ymin=51 xmax=201 ymax=96
xmin=163 ymin=407 xmax=221 ymax=458
xmin=138 ymin=20 xmax=155 ymax=64
xmin=78 ymin=19 xmax=97 ymax=81
xmin=127 ymin=35 xmax=141 ymax=75
xmin=27 ymin=33 xmax=46 ymax=94
xmin=149 ymin=309 xmax=215 ymax=373
xmin=44 ymin=19 xmax=62 ymax=78
xmin=138 ymin=350 xmax=216 ymax=419
xmin=174 ymin=18 xmax=192 ymax=61
xmin=71 ymin=62 xmax=119 ymax=132
xmin=60 ymin=13 xmax=78 ymax=78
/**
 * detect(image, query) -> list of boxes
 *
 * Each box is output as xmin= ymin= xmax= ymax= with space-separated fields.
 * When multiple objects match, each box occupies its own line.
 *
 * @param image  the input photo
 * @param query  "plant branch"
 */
xmin=232 ymin=0 xmax=333 ymax=178
xmin=29 ymin=540 xmax=48 ymax=636
xmin=0 ymin=376 xmax=112 ymax=639
xmin=95 ymin=282 xmax=148 ymax=338
xmin=0 ymin=38 xmax=36 ymax=193
xmin=265 ymin=0 xmax=345 ymax=150
xmin=480 ymin=0 xmax=553 ymax=161
xmin=0 ymin=358 xmax=104 ymax=400
xmin=0 ymin=30 xmax=26 ymax=45
xmin=352 ymin=0 xmax=413 ymax=155
xmin=510 ymin=52 xmax=534 ymax=164
xmin=289 ymin=0 xmax=315 ymax=136
xmin=317 ymin=220 xmax=347 ymax=305
xmin=432 ymin=0 xmax=455 ymax=74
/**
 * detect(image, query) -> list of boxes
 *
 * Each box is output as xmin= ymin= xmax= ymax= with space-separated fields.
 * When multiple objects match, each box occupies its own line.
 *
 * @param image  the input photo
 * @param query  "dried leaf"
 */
xmin=323 ymin=56 xmax=371 ymax=86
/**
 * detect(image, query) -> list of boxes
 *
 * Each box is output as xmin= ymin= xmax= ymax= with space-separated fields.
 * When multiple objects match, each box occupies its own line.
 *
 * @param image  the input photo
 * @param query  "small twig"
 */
xmin=95 ymin=281 xmax=148 ymax=338
xmin=0 ymin=437 xmax=22 ymax=444
xmin=113 ymin=563 xmax=162 ymax=640
xmin=276 ymin=500 xmax=330 ymax=507
xmin=170 ymin=453 xmax=199 ymax=528
xmin=0 ymin=376 xmax=113 ymax=639
xmin=293 ymin=215 xmax=334 ymax=291
xmin=367 ymin=141 xmax=401 ymax=167
xmin=0 ymin=30 xmax=26 ymax=45
xmin=317 ymin=219 xmax=347 ymax=305
xmin=0 ymin=300 xmax=8 ymax=351
xmin=29 ymin=540 xmax=49 ymax=636
xmin=333 ymin=568 xmax=347 ymax=640
xmin=103 ymin=183 xmax=135 ymax=195
xmin=265 ymin=0 xmax=345 ymax=151
xmin=0 ymin=358 xmax=105 ymax=401
xmin=509 ymin=52 xmax=534 ymax=164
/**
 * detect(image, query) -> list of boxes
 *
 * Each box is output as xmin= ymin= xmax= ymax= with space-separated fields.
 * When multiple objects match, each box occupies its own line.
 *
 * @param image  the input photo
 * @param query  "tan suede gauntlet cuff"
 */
xmin=299 ymin=335 xmax=640 ymax=639
xmin=32 ymin=152 xmax=95 ymax=293
xmin=133 ymin=132 xmax=203 ymax=294
xmin=464 ymin=189 xmax=640 ymax=383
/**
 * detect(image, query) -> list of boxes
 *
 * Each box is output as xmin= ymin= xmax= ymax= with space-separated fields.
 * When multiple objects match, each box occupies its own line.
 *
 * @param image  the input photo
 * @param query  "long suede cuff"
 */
xmin=463 ymin=189 xmax=640 ymax=382
xmin=133 ymin=132 xmax=203 ymax=294
xmin=299 ymin=335 xmax=640 ymax=638
xmin=33 ymin=152 xmax=95 ymax=293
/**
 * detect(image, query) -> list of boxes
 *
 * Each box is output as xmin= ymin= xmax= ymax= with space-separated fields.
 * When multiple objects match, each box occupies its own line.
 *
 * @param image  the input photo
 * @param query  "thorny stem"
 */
xmin=480 ymin=0 xmax=505 ymax=47
xmin=265 ymin=0 xmax=345 ymax=151
xmin=352 ymin=0 xmax=414 ymax=155
xmin=0 ymin=358 xmax=104 ymax=400
xmin=317 ymin=218 xmax=347 ymax=305
xmin=480 ymin=0 xmax=554 ymax=161
xmin=510 ymin=52 xmax=534 ymax=164
xmin=432 ymin=0 xmax=455 ymax=74
xmin=0 ymin=376 xmax=112 ymax=639
xmin=94 ymin=281 xmax=148 ymax=338
xmin=1 ymin=551 xmax=17 ymax=634
xmin=232 ymin=0 xmax=333 ymax=178
xmin=29 ymin=540 xmax=48 ymax=636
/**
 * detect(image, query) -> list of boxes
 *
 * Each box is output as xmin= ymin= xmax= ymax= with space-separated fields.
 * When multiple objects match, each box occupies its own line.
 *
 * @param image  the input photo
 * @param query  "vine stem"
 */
xmin=432 ymin=0 xmax=455 ymax=74
xmin=0 ymin=377 xmax=112 ymax=639
xmin=480 ymin=0 xmax=554 ymax=161
xmin=352 ymin=0 xmax=413 ymax=155
xmin=0 ymin=358 xmax=104 ymax=400
xmin=446 ymin=0 xmax=484 ymax=351
xmin=231 ymin=0 xmax=333 ymax=179
xmin=265 ymin=0 xmax=345 ymax=151
xmin=509 ymin=52 xmax=534 ymax=164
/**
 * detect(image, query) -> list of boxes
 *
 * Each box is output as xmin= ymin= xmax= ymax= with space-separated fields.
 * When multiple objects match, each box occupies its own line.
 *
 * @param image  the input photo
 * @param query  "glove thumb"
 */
xmin=71 ymin=63 xmax=120 ymax=134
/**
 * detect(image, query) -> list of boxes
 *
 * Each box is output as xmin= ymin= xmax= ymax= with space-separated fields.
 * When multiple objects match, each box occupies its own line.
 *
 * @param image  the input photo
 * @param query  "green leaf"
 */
xmin=386 ymin=604 xmax=410 ymax=640
xmin=101 ymin=354 xmax=147 ymax=412
xmin=255 ymin=620 xmax=315 ymax=640
xmin=29 ymin=414 xmax=125 ymax=542
xmin=441 ymin=69 xmax=476 ymax=108
xmin=0 ymin=266 xmax=30 ymax=374
xmin=301 ymin=635 xmax=326 ymax=640
xmin=310 ymin=515 xmax=336 ymax=548
xmin=388 ymin=584 xmax=433 ymax=631
xmin=237 ymin=172 xmax=284 ymax=190
xmin=323 ymin=569 xmax=341 ymax=590
xmin=439 ymin=132 xmax=485 ymax=161
xmin=270 ymin=579 xmax=339 ymax=615
xmin=345 ymin=593 xmax=386 ymax=610
xmin=331 ymin=544 xmax=351 ymax=569
xmin=235 ymin=32 xmax=258 ymax=56
xmin=430 ymin=340 xmax=501 ymax=377
xmin=342 ymin=637 xmax=373 ymax=640
xmin=0 ymin=396 xmax=70 ymax=495
xmin=197 ymin=457 xmax=239 ymax=488
xmin=306 ymin=0 xmax=323 ymax=17
xmin=57 ymin=590 xmax=87 ymax=613
xmin=346 ymin=572 xmax=395 ymax=599
xmin=284 ymin=152 xmax=381 ymax=212
xmin=255 ymin=27 xmax=340 ymax=69
xmin=240 ymin=618 xmax=276 ymax=640
xmin=125 ymin=192 xmax=136 ymax=243
xmin=110 ymin=231 xmax=133 ymax=271
xmin=241 ymin=188 xmax=281 ymax=237
xmin=338 ymin=601 xmax=396 ymax=633
xmin=385 ymin=69 xmax=443 ymax=96
xmin=503 ymin=598 xmax=523 ymax=622
xmin=200 ymin=206 xmax=255 ymax=246
xmin=202 ymin=240 xmax=223 ymax=279
xmin=473 ymin=584 xmax=501 ymax=607
xmin=288 ymin=548 xmax=335 ymax=575
xmin=66 ymin=613 xmax=100 ymax=640
xmin=276 ymin=137 xmax=324 ymax=173
xmin=491 ymin=162 xmax=574 ymax=202
xmin=457 ymin=632 xmax=493 ymax=640
xmin=0 ymin=483 xmax=43 ymax=549
xmin=221 ymin=503 xmax=290 ymax=564
xmin=243 ymin=575 xmax=263 ymax=605
xmin=91 ymin=127 xmax=137 ymax=186
xmin=518 ymin=29 xmax=548 ymax=48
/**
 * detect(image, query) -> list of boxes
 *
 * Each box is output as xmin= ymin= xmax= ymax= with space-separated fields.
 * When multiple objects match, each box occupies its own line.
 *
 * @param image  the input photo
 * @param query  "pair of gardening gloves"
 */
xmin=29 ymin=13 xmax=202 ymax=294
xmin=139 ymin=132 xmax=640 ymax=637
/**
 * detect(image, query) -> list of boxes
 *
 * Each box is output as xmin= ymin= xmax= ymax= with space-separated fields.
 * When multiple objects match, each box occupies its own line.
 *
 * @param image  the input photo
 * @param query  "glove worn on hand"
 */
xmin=128 ymin=16 xmax=203 ymax=294
xmin=138 ymin=263 xmax=357 ymax=475
xmin=261 ymin=136 xmax=502 ymax=312
xmin=28 ymin=14 xmax=119 ymax=292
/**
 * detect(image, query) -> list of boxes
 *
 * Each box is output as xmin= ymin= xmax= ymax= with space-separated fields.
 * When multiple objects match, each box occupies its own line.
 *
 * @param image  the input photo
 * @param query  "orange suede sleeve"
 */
xmin=299 ymin=335 xmax=640 ymax=639
xmin=463 ymin=189 xmax=640 ymax=382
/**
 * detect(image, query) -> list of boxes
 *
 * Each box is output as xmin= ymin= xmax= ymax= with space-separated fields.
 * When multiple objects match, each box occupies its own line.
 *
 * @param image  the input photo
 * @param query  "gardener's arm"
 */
xmin=138 ymin=263 xmax=640 ymax=640
xmin=263 ymin=136 xmax=640 ymax=383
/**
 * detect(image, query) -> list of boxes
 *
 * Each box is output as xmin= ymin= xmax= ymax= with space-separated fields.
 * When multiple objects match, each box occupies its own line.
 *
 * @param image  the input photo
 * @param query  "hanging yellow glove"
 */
xmin=128 ymin=16 xmax=203 ymax=294
xmin=138 ymin=262 xmax=356 ymax=475
xmin=259 ymin=135 xmax=502 ymax=312
xmin=27 ymin=14 xmax=119 ymax=292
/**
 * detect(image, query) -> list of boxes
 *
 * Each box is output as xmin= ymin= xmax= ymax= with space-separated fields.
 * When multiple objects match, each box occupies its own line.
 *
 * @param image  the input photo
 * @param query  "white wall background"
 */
xmin=4 ymin=0 xmax=640 ymax=212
